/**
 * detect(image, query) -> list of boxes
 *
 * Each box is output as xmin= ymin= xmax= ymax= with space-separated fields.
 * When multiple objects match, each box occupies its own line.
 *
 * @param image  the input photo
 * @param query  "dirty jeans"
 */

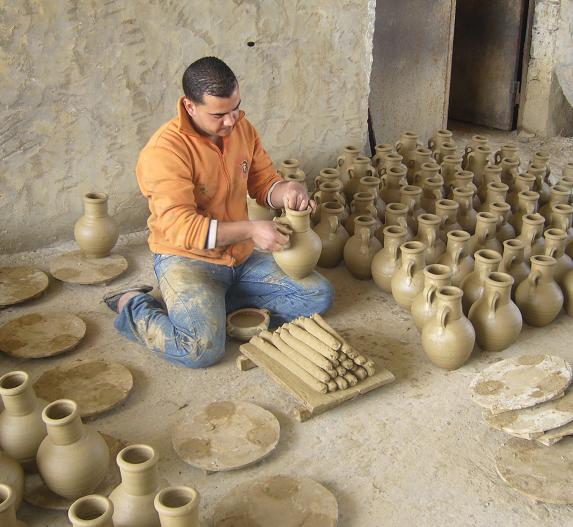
xmin=114 ymin=251 xmax=334 ymax=368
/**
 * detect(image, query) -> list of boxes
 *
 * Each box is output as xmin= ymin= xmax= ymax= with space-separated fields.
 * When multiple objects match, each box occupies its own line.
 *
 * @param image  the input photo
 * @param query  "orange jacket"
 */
xmin=136 ymin=97 xmax=282 ymax=266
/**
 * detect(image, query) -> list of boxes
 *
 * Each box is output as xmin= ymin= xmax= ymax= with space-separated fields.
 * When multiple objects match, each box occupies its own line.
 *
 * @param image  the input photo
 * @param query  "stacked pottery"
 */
xmin=438 ymin=230 xmax=474 ymax=287
xmin=400 ymin=185 xmax=424 ymax=232
xmin=435 ymin=199 xmax=461 ymax=241
xmin=468 ymin=212 xmax=502 ymax=254
xmin=540 ymin=184 xmax=571 ymax=226
xmin=336 ymin=145 xmax=361 ymax=187
xmin=0 ymin=484 xmax=26 ymax=527
xmin=507 ymin=173 xmax=535 ymax=212
xmin=313 ymin=202 xmax=349 ymax=268
xmin=420 ymin=174 xmax=444 ymax=213
xmin=516 ymin=213 xmax=545 ymax=259
xmin=74 ymin=192 xmax=119 ymax=258
xmin=345 ymin=192 xmax=380 ymax=236
xmin=488 ymin=201 xmax=515 ymax=243
xmin=371 ymin=143 xmax=394 ymax=169
xmin=154 ymin=486 xmax=200 ymax=527
xmin=452 ymin=187 xmax=477 ymax=234
xmin=69 ymin=495 xmax=114 ymax=527
xmin=421 ymin=286 xmax=475 ymax=370
xmin=515 ymin=255 xmax=563 ymax=326
xmin=499 ymin=239 xmax=530 ymax=295
xmin=462 ymin=134 xmax=489 ymax=170
xmin=395 ymin=131 xmax=421 ymax=180
xmin=411 ymin=264 xmax=452 ymax=330
xmin=343 ymin=216 xmax=382 ymax=280
xmin=380 ymin=165 xmax=408 ymax=205
xmin=478 ymin=164 xmax=502 ymax=202
xmin=543 ymin=228 xmax=573 ymax=286
xmin=461 ymin=249 xmax=502 ymax=314
xmin=344 ymin=156 xmax=375 ymax=202
xmin=391 ymin=240 xmax=426 ymax=309
xmin=415 ymin=214 xmax=445 ymax=265
xmin=359 ymin=175 xmax=385 ymax=220
xmin=510 ymin=191 xmax=540 ymax=233
xmin=468 ymin=272 xmax=522 ymax=352
xmin=494 ymin=143 xmax=520 ymax=166
xmin=465 ymin=145 xmax=491 ymax=188
xmin=372 ymin=226 xmax=408 ymax=292
xmin=0 ymin=451 xmax=24 ymax=510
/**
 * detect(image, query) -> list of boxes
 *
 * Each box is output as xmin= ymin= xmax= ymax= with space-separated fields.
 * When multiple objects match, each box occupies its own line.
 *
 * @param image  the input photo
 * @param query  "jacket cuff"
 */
xmin=267 ymin=180 xmax=282 ymax=209
xmin=205 ymin=219 xmax=218 ymax=249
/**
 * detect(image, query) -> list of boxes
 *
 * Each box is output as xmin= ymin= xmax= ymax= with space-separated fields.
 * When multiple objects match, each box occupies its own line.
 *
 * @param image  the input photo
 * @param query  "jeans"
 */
xmin=115 ymin=251 xmax=334 ymax=368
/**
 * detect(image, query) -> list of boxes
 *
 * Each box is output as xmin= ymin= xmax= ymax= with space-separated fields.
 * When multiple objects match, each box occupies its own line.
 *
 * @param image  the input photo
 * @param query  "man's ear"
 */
xmin=183 ymin=98 xmax=197 ymax=117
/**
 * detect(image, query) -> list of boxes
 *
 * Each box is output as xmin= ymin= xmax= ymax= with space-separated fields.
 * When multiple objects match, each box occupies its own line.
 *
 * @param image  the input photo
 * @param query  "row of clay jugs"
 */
xmin=380 ymin=165 xmax=408 ymax=204
xmin=438 ymin=230 xmax=474 ymax=286
xmin=510 ymin=191 xmax=539 ymax=233
xmin=343 ymin=215 xmax=381 ymax=280
xmin=372 ymin=143 xmax=393 ymax=169
xmin=468 ymin=212 xmax=502 ymax=255
xmin=314 ymin=202 xmax=349 ymax=268
xmin=469 ymin=272 xmax=522 ymax=351
xmin=494 ymin=143 xmax=520 ymax=166
xmin=0 ymin=451 xmax=24 ymax=510
xmin=0 ymin=371 xmax=47 ymax=471
xmin=543 ymin=228 xmax=573 ymax=286
xmin=435 ymin=199 xmax=461 ymax=240
xmin=421 ymin=286 xmax=475 ymax=370
xmin=359 ymin=176 xmax=385 ymax=220
xmin=411 ymin=264 xmax=452 ymax=330
xmin=489 ymin=201 xmax=515 ymax=242
xmin=345 ymin=192 xmax=380 ymax=236
xmin=452 ymin=187 xmax=477 ymax=234
xmin=461 ymin=249 xmax=502 ymax=314
xmin=391 ymin=240 xmax=426 ymax=309
xmin=396 ymin=131 xmax=422 ymax=180
xmin=415 ymin=213 xmax=445 ymax=264
xmin=0 ymin=484 xmax=26 ymax=527
xmin=516 ymin=213 xmax=545 ymax=259
xmin=278 ymin=159 xmax=306 ymax=187
xmin=499 ymin=239 xmax=530 ymax=295
xmin=344 ymin=156 xmax=375 ymax=202
xmin=540 ymin=184 xmax=571 ymax=226
xmin=372 ymin=226 xmax=408 ymax=292
xmin=74 ymin=192 xmax=119 ymax=258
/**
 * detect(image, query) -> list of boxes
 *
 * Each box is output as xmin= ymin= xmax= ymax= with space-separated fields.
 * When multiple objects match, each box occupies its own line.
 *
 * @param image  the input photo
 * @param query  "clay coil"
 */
xmin=278 ymin=328 xmax=334 ymax=371
xmin=285 ymin=324 xmax=338 ymax=361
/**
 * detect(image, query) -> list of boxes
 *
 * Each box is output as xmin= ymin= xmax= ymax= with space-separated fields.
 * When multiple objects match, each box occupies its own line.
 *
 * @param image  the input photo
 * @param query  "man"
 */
xmin=104 ymin=57 xmax=334 ymax=368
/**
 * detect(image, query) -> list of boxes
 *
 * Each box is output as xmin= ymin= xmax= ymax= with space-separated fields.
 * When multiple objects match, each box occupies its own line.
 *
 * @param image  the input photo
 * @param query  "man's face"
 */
xmin=183 ymin=87 xmax=241 ymax=139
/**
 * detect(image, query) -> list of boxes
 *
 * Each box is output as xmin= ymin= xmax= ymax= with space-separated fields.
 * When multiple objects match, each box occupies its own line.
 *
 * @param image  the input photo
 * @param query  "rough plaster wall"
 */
xmin=0 ymin=0 xmax=375 ymax=253
xmin=556 ymin=0 xmax=573 ymax=105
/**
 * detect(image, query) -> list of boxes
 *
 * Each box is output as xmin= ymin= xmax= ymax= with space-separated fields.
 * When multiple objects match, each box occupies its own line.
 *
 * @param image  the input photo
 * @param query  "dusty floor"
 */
xmin=2 ymin=122 xmax=573 ymax=526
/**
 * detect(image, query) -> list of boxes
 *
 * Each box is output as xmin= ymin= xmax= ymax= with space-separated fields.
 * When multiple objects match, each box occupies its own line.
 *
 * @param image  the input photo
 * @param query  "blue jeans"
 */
xmin=115 ymin=251 xmax=334 ymax=368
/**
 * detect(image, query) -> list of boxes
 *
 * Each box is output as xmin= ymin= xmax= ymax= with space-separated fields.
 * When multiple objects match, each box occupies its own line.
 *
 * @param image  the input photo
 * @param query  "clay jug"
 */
xmin=452 ymin=187 xmax=478 ymax=234
xmin=415 ymin=213 xmax=445 ymax=264
xmin=396 ymin=131 xmax=421 ymax=180
xmin=378 ymin=153 xmax=405 ymax=177
xmin=413 ymin=161 xmax=440 ymax=188
xmin=451 ymin=170 xmax=480 ymax=209
xmin=0 ymin=371 xmax=47 ymax=472
xmin=421 ymin=286 xmax=475 ymax=370
xmin=434 ymin=141 xmax=458 ymax=165
xmin=372 ymin=225 xmax=408 ymax=293
xmin=494 ymin=143 xmax=520 ymax=165
xmin=461 ymin=249 xmax=502 ymax=314
xmin=428 ymin=129 xmax=453 ymax=153
xmin=277 ymin=159 xmax=306 ymax=187
xmin=380 ymin=202 xmax=412 ymax=243
xmin=563 ymin=162 xmax=573 ymax=179
xmin=462 ymin=134 xmax=490 ymax=169
xmin=154 ymin=486 xmax=200 ymax=527
xmin=526 ymin=163 xmax=551 ymax=206
xmin=312 ymin=180 xmax=347 ymax=224
xmin=468 ymin=212 xmax=502 ymax=255
xmin=441 ymin=155 xmax=464 ymax=191
xmin=465 ymin=145 xmax=491 ymax=188
xmin=478 ymin=164 xmax=502 ymax=202
xmin=246 ymin=195 xmax=277 ymax=221
xmin=479 ymin=182 xmax=508 ymax=213
xmin=314 ymin=202 xmax=349 ymax=268
xmin=37 ymin=399 xmax=110 ymax=499
xmin=391 ymin=240 xmax=426 ymax=309
xmin=359 ymin=175 xmax=385 ymax=220
xmin=507 ymin=173 xmax=536 ymax=212
xmin=532 ymin=151 xmax=551 ymax=178
xmin=510 ymin=191 xmax=540 ymax=233
xmin=380 ymin=165 xmax=407 ymax=204
xmin=0 ymin=452 xmax=24 ymax=510
xmin=517 ymin=213 xmax=545 ymax=259
xmin=499 ymin=238 xmax=530 ymax=295
xmin=438 ymin=230 xmax=474 ymax=287
xmin=515 ymin=255 xmax=563 ymax=326
xmin=345 ymin=192 xmax=380 ymax=236
xmin=469 ymin=272 xmax=522 ymax=352
xmin=74 ymin=193 xmax=119 ymax=258
xmin=69 ymin=495 xmax=114 ymax=527
xmin=343 ymin=216 xmax=382 ymax=280
xmin=560 ymin=174 xmax=573 ymax=200
xmin=488 ymin=201 xmax=515 ymax=243
xmin=372 ymin=143 xmax=394 ymax=169
xmin=411 ymin=264 xmax=452 ymax=330
xmin=336 ymin=145 xmax=361 ymax=186
xmin=540 ymin=184 xmax=571 ymax=226
xmin=499 ymin=158 xmax=520 ymax=188
xmin=435 ymin=199 xmax=461 ymax=241
xmin=400 ymin=184 xmax=424 ymax=232
xmin=543 ymin=228 xmax=573 ymax=286
xmin=344 ymin=156 xmax=375 ymax=202
xmin=313 ymin=168 xmax=346 ymax=204
xmin=408 ymin=148 xmax=434 ymax=185
xmin=420 ymin=174 xmax=444 ymax=213
xmin=550 ymin=204 xmax=573 ymax=257
xmin=0 ymin=484 xmax=26 ymax=527
xmin=109 ymin=444 xmax=161 ymax=527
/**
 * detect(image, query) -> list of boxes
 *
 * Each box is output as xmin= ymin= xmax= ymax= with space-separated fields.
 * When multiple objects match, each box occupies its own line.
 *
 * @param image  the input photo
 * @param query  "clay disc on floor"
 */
xmin=213 ymin=474 xmax=338 ymax=527
xmin=24 ymin=433 xmax=126 ymax=510
xmin=0 ymin=312 xmax=86 ymax=358
xmin=495 ymin=437 xmax=573 ymax=504
xmin=0 ymin=266 xmax=49 ymax=307
xmin=469 ymin=354 xmax=572 ymax=415
xmin=172 ymin=400 xmax=280 ymax=473
xmin=34 ymin=360 xmax=133 ymax=418
xmin=49 ymin=251 xmax=128 ymax=285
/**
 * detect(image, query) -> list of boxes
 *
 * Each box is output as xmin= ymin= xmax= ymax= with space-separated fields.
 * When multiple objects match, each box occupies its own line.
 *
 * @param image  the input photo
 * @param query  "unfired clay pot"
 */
xmin=494 ymin=143 xmax=520 ymax=165
xmin=400 ymin=185 xmax=424 ymax=232
xmin=468 ymin=272 xmax=522 ymax=352
xmin=411 ymin=264 xmax=452 ymax=330
xmin=507 ymin=173 xmax=535 ymax=212
xmin=278 ymin=159 xmax=306 ymax=188
xmin=246 ymin=195 xmax=277 ymax=221
xmin=359 ymin=175 xmax=385 ymax=220
xmin=438 ymin=230 xmax=474 ymax=287
xmin=372 ymin=143 xmax=394 ymax=169
xmin=499 ymin=239 xmax=530 ymax=295
xmin=478 ymin=164 xmax=502 ymax=202
xmin=488 ymin=201 xmax=515 ymax=243
xmin=510 ymin=191 xmax=540 ymax=233
xmin=461 ymin=249 xmax=502 ymax=314
xmin=465 ymin=145 xmax=491 ymax=188
xmin=515 ymin=255 xmax=563 ymax=327
xmin=420 ymin=174 xmax=444 ymax=213
xmin=543 ymin=228 xmax=573 ymax=286
xmin=337 ymin=146 xmax=361 ymax=187
xmin=380 ymin=165 xmax=408 ymax=205
xmin=479 ymin=181 xmax=509 ymax=213
xmin=395 ymin=131 xmax=421 ymax=180
xmin=345 ymin=192 xmax=380 ymax=236
xmin=421 ymin=286 xmax=475 ymax=370
xmin=312 ymin=180 xmax=347 ymax=225
xmin=313 ymin=168 xmax=346 ymax=205
xmin=540 ymin=184 xmax=571 ymax=226
xmin=37 ymin=399 xmax=110 ymax=499
xmin=408 ymin=148 xmax=434 ymax=185
xmin=343 ymin=216 xmax=382 ymax=280
xmin=74 ymin=193 xmax=119 ymax=259
xmin=0 ymin=484 xmax=26 ymax=527
xmin=0 ymin=371 xmax=47 ymax=472
xmin=0 ymin=451 xmax=24 ymax=511
xmin=226 ymin=308 xmax=270 ymax=342
xmin=378 ymin=153 xmax=405 ymax=178
xmin=452 ymin=187 xmax=477 ymax=234
xmin=433 ymin=141 xmax=458 ymax=165
xmin=344 ymin=156 xmax=375 ymax=202
xmin=391 ymin=240 xmax=426 ymax=309
xmin=415 ymin=214 xmax=445 ymax=265
xmin=435 ymin=199 xmax=461 ymax=241
xmin=428 ymin=129 xmax=453 ymax=153
xmin=272 ymin=207 xmax=322 ymax=279
xmin=383 ymin=203 xmax=413 ymax=241
xmin=451 ymin=170 xmax=480 ymax=209
xmin=68 ymin=495 xmax=114 ymax=527
xmin=109 ymin=444 xmax=161 ymax=527
xmin=468 ymin=212 xmax=502 ymax=255
xmin=314 ymin=202 xmax=349 ymax=268
xmin=154 ymin=486 xmax=200 ymax=527
xmin=414 ymin=161 xmax=440 ymax=189
xmin=499 ymin=158 xmax=520 ymax=188
xmin=527 ymin=163 xmax=551 ymax=206
xmin=517 ymin=213 xmax=545 ymax=259
xmin=441 ymin=155 xmax=464 ymax=191
xmin=371 ymin=225 xmax=408 ymax=293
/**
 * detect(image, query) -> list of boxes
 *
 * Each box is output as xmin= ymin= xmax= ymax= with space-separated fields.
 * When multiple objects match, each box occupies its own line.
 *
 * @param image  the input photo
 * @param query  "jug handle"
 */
xmin=359 ymin=227 xmax=370 ymax=254
xmin=337 ymin=156 xmax=344 ymax=168
xmin=328 ymin=215 xmax=339 ymax=235
xmin=405 ymin=260 xmax=415 ymax=286
xmin=494 ymin=151 xmax=502 ymax=164
xmin=425 ymin=285 xmax=437 ymax=306
xmin=488 ymin=291 xmax=500 ymax=315
xmin=453 ymin=247 xmax=464 ymax=267
xmin=428 ymin=138 xmax=436 ymax=151
xmin=439 ymin=305 xmax=451 ymax=330
xmin=396 ymin=142 xmax=403 ymax=154
xmin=273 ymin=217 xmax=293 ymax=249
xmin=527 ymin=270 xmax=541 ymax=288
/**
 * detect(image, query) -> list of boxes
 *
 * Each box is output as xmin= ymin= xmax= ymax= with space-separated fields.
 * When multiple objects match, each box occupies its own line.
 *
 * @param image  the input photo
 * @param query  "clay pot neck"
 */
xmin=529 ymin=255 xmax=556 ymax=283
xmin=284 ymin=208 xmax=312 ymax=232
xmin=43 ymin=400 xmax=84 ymax=445
xmin=398 ymin=132 xmax=419 ymax=150
xmin=83 ymin=193 xmax=109 ymax=218
xmin=551 ymin=205 xmax=573 ymax=230
xmin=117 ymin=444 xmax=159 ymax=496
xmin=384 ymin=227 xmax=407 ymax=254
xmin=400 ymin=242 xmax=426 ymax=265
xmin=154 ymin=486 xmax=200 ymax=522
xmin=544 ymin=229 xmax=567 ymax=258
xmin=484 ymin=183 xmax=508 ymax=204
xmin=318 ymin=168 xmax=339 ymax=183
xmin=474 ymin=250 xmax=502 ymax=277
xmin=520 ymin=215 xmax=544 ymax=241
xmin=484 ymin=272 xmax=513 ymax=302
xmin=68 ymin=495 xmax=114 ymax=527
xmin=0 ymin=484 xmax=19 ymax=523
xmin=321 ymin=202 xmax=344 ymax=218
xmin=0 ymin=371 xmax=37 ymax=416
xmin=423 ymin=264 xmax=452 ymax=289
xmin=436 ymin=286 xmax=464 ymax=322
xmin=474 ymin=213 xmax=497 ymax=241
xmin=502 ymin=239 xmax=525 ymax=262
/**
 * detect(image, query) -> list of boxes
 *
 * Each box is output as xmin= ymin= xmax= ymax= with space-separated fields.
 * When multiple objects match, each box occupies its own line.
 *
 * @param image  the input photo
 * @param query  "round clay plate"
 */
xmin=469 ymin=354 xmax=572 ymax=415
xmin=213 ymin=474 xmax=338 ymax=527
xmin=0 ymin=312 xmax=86 ymax=358
xmin=495 ymin=437 xmax=573 ymax=504
xmin=34 ymin=360 xmax=133 ymax=418
xmin=49 ymin=251 xmax=128 ymax=285
xmin=172 ymin=400 xmax=280 ymax=473
xmin=226 ymin=308 xmax=270 ymax=342
xmin=0 ymin=266 xmax=49 ymax=307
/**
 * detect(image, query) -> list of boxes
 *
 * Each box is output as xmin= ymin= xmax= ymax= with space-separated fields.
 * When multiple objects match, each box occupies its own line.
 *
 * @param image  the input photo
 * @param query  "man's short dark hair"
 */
xmin=182 ymin=57 xmax=238 ymax=104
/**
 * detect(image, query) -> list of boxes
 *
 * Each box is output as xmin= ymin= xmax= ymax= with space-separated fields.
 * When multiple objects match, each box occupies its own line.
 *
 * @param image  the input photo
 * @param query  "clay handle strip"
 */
xmin=298 ymin=317 xmax=341 ymax=350
xmin=343 ymin=373 xmax=358 ymax=386
xmin=250 ymin=337 xmax=328 ymax=394
xmin=278 ymin=328 xmax=334 ymax=372
xmin=363 ymin=361 xmax=376 ymax=376
xmin=286 ymin=324 xmax=339 ymax=361
xmin=327 ymin=380 xmax=338 ymax=392
xmin=338 ymin=353 xmax=355 ymax=370
xmin=334 ymin=376 xmax=349 ymax=390
xmin=336 ymin=366 xmax=348 ymax=377
xmin=351 ymin=365 xmax=368 ymax=380
xmin=353 ymin=354 xmax=368 ymax=366
xmin=311 ymin=314 xmax=358 ymax=358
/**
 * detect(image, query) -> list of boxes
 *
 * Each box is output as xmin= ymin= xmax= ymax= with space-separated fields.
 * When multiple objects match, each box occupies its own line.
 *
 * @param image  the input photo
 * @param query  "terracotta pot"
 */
xmin=433 ymin=141 xmax=458 ymax=165
xmin=0 ymin=484 xmax=26 ymax=527
xmin=415 ymin=213 xmax=445 ymax=264
xmin=421 ymin=286 xmax=475 ymax=370
xmin=469 ymin=272 xmax=522 ymax=352
xmin=499 ymin=238 xmax=530 ymax=295
xmin=452 ymin=187 xmax=478 ymax=234
xmin=494 ymin=143 xmax=520 ymax=165
xmin=461 ymin=249 xmax=502 ymax=314
xmin=407 ymin=148 xmax=434 ymax=185
xmin=509 ymin=191 xmax=540 ymax=233
xmin=462 ymin=135 xmax=490 ymax=170
xmin=395 ymin=131 xmax=421 ymax=180
xmin=391 ymin=240 xmax=426 ymax=309
xmin=488 ymin=201 xmax=515 ymax=243
xmin=312 ymin=180 xmax=347 ymax=224
xmin=438 ymin=230 xmax=474 ymax=287
xmin=154 ymin=486 xmax=200 ymax=527
xmin=336 ymin=145 xmax=361 ymax=186
xmin=540 ymin=184 xmax=571 ymax=226
xmin=359 ymin=176 xmax=385 ymax=220
xmin=0 ymin=452 xmax=24 ymax=511
xmin=564 ymin=268 xmax=573 ymax=317
xmin=380 ymin=165 xmax=407 ymax=205
xmin=74 ymin=193 xmax=119 ymax=258
xmin=400 ymin=185 xmax=424 ymax=233
xmin=413 ymin=161 xmax=440 ymax=188
xmin=0 ymin=371 xmax=47 ymax=472
xmin=516 ymin=213 xmax=545 ymax=259
xmin=37 ymin=400 xmax=110 ymax=499
xmin=343 ymin=216 xmax=382 ymax=280
xmin=372 ymin=225 xmax=408 ymax=292
xmin=465 ymin=145 xmax=491 ymax=188
xmin=526 ymin=163 xmax=551 ymax=206
xmin=109 ymin=444 xmax=161 ymax=527
xmin=420 ymin=174 xmax=444 ymax=213
xmin=314 ymin=202 xmax=349 ymax=268
xmin=515 ymin=255 xmax=563 ymax=326
xmin=468 ymin=212 xmax=502 ymax=255
xmin=372 ymin=143 xmax=394 ymax=169
xmin=272 ymin=207 xmax=322 ymax=279
xmin=478 ymin=164 xmax=502 ymax=202
xmin=428 ymin=129 xmax=453 ymax=153
xmin=499 ymin=158 xmax=520 ymax=188
xmin=246 ymin=195 xmax=277 ymax=221
xmin=69 ymin=495 xmax=114 ymax=527
xmin=411 ymin=264 xmax=452 ymax=330
xmin=507 ymin=173 xmax=536 ymax=212
xmin=479 ymin=181 xmax=508 ymax=213
xmin=543 ymin=228 xmax=573 ymax=287
xmin=344 ymin=156 xmax=375 ymax=202
xmin=441 ymin=155 xmax=464 ymax=192
xmin=345 ymin=192 xmax=380 ymax=236
xmin=435 ymin=199 xmax=461 ymax=241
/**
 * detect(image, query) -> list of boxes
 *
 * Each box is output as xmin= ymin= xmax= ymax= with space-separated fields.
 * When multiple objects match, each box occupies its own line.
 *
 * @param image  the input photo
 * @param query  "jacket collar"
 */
xmin=177 ymin=96 xmax=245 ymax=138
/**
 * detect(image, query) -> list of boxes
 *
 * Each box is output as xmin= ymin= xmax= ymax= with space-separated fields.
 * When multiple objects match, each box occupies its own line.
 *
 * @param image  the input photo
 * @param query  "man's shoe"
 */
xmin=103 ymin=284 xmax=154 ymax=313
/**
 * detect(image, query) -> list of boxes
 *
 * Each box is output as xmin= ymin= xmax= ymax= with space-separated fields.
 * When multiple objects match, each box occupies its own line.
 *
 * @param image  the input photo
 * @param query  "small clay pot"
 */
xmin=420 ymin=174 xmax=444 ymax=213
xmin=380 ymin=165 xmax=408 ymax=205
xmin=396 ymin=131 xmax=421 ymax=180
xmin=372 ymin=225 xmax=408 ymax=293
xmin=435 ymin=199 xmax=461 ymax=241
xmin=383 ymin=203 xmax=412 ymax=241
xmin=312 ymin=180 xmax=347 ymax=224
xmin=478 ymin=164 xmax=502 ymax=202
xmin=451 ymin=170 xmax=479 ymax=209
xmin=400 ymin=185 xmax=424 ymax=233
xmin=540 ymin=184 xmax=571 ymax=226
xmin=391 ymin=240 xmax=426 ymax=309
xmin=438 ymin=230 xmax=474 ymax=287
xmin=345 ymin=156 xmax=375 ymax=202
xmin=465 ymin=145 xmax=491 ymax=188
xmin=343 ymin=216 xmax=382 ymax=280
xmin=433 ymin=140 xmax=458 ymax=165
xmin=278 ymin=159 xmax=306 ymax=188
xmin=428 ymin=129 xmax=453 ymax=153
xmin=74 ymin=193 xmax=119 ymax=259
xmin=507 ymin=173 xmax=536 ymax=212
xmin=499 ymin=158 xmax=520 ymax=188
xmin=359 ymin=175 xmax=385 ymax=220
xmin=415 ymin=161 xmax=441 ymax=192
xmin=0 ymin=484 xmax=26 ymax=527
xmin=510 ymin=190 xmax=540 ymax=233
xmin=488 ymin=201 xmax=515 ymax=243
xmin=408 ymin=148 xmax=434 ymax=186
xmin=411 ymin=264 xmax=452 ymax=330
xmin=69 ymin=495 xmax=114 ymax=527
xmin=154 ymin=486 xmax=200 ymax=527
xmin=479 ymin=181 xmax=508 ymax=213
xmin=226 ymin=308 xmax=270 ymax=342
xmin=494 ymin=143 xmax=520 ymax=165
xmin=461 ymin=249 xmax=502 ymax=314
xmin=441 ymin=155 xmax=464 ymax=192
xmin=345 ymin=192 xmax=380 ymax=236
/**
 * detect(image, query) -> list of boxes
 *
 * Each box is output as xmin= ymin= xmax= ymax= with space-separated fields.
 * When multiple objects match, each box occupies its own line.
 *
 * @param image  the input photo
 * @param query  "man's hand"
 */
xmin=270 ymin=181 xmax=316 ymax=212
xmin=250 ymin=221 xmax=291 ymax=252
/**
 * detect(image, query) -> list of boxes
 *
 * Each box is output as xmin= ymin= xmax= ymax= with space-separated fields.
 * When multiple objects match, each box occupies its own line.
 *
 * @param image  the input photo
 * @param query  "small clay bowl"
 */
xmin=226 ymin=308 xmax=270 ymax=342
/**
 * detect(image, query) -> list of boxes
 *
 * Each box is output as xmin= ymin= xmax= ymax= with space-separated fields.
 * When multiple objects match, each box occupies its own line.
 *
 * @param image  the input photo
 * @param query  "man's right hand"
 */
xmin=250 ymin=221 xmax=291 ymax=252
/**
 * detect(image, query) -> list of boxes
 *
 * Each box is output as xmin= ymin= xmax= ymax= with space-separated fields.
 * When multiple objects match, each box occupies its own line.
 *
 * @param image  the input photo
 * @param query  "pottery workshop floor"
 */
xmin=4 ymin=122 xmax=573 ymax=526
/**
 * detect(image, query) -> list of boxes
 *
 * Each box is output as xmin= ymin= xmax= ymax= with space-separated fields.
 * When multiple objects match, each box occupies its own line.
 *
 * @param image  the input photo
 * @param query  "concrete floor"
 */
xmin=2 ymin=123 xmax=573 ymax=526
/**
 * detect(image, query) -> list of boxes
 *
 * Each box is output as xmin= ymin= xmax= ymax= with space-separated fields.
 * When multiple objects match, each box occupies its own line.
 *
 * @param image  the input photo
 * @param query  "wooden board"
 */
xmin=49 ymin=251 xmax=128 ymax=285
xmin=239 ymin=343 xmax=395 ymax=422
xmin=0 ymin=266 xmax=49 ymax=307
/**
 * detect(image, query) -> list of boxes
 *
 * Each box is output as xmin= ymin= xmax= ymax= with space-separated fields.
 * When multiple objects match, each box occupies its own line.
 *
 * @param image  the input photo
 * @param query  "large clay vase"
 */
xmin=462 ymin=134 xmax=490 ymax=170
xmin=452 ymin=187 xmax=478 ymax=234
xmin=69 ymin=495 xmax=114 ymax=527
xmin=428 ymin=129 xmax=453 ymax=153
xmin=421 ymin=286 xmax=475 ymax=370
xmin=469 ymin=272 xmax=522 ymax=352
xmin=413 ymin=161 xmax=440 ymax=188
xmin=372 ymin=225 xmax=408 ymax=292
xmin=400 ymin=184 xmax=424 ymax=233
xmin=415 ymin=213 xmax=445 ymax=264
xmin=154 ymin=486 xmax=200 ymax=527
xmin=246 ymin=195 xmax=278 ymax=221
xmin=0 ymin=452 xmax=24 ymax=510
xmin=337 ymin=146 xmax=361 ymax=188
xmin=465 ymin=145 xmax=491 ymax=188
xmin=359 ymin=175 xmax=385 ymax=220
xmin=0 ymin=484 xmax=26 ymax=527
xmin=488 ymin=201 xmax=515 ymax=243
xmin=441 ymin=155 xmax=464 ymax=192
xmin=395 ymin=131 xmax=421 ymax=180
xmin=74 ymin=192 xmax=119 ymax=258
xmin=37 ymin=399 xmax=110 ymax=499
xmin=312 ymin=180 xmax=347 ymax=224
xmin=499 ymin=238 xmax=530 ymax=295
xmin=391 ymin=240 xmax=426 ymax=309
xmin=272 ymin=207 xmax=322 ymax=279
xmin=314 ymin=202 xmax=349 ymax=268
xmin=461 ymin=249 xmax=502 ymax=314
xmin=540 ymin=184 xmax=571 ymax=226
xmin=109 ymin=444 xmax=161 ymax=527
xmin=344 ymin=156 xmax=375 ymax=202
xmin=438 ymin=230 xmax=474 ymax=287
xmin=507 ymin=173 xmax=536 ymax=212
xmin=380 ymin=165 xmax=408 ymax=205
xmin=434 ymin=141 xmax=458 ymax=166
xmin=499 ymin=158 xmax=520 ymax=188
xmin=345 ymin=192 xmax=380 ymax=236
xmin=411 ymin=264 xmax=452 ymax=330
xmin=515 ymin=255 xmax=563 ymax=327
xmin=420 ymin=174 xmax=444 ymax=213
xmin=510 ymin=191 xmax=540 ymax=233
xmin=479 ymin=182 xmax=509 ymax=213
xmin=408 ymin=148 xmax=434 ymax=185
xmin=478 ymin=164 xmax=502 ymax=203
xmin=0 ymin=371 xmax=47 ymax=472
xmin=517 ymin=213 xmax=545 ymax=259
xmin=372 ymin=143 xmax=394 ymax=169
xmin=435 ymin=199 xmax=461 ymax=241
xmin=468 ymin=212 xmax=502 ymax=255
xmin=544 ymin=228 xmax=573 ymax=286
xmin=494 ymin=143 xmax=520 ymax=165
xmin=343 ymin=216 xmax=382 ymax=280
